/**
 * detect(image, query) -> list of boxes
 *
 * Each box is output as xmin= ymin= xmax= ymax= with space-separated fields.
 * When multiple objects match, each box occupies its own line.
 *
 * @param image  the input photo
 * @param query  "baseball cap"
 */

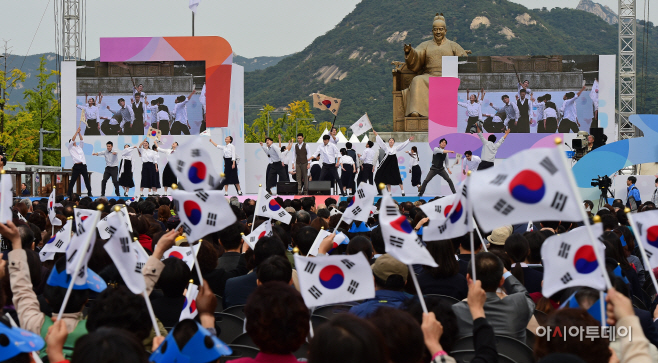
xmin=371 ymin=254 xmax=408 ymax=283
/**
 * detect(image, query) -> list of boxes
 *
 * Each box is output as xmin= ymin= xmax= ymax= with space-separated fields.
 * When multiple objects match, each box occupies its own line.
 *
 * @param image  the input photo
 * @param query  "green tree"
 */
xmin=22 ymin=56 xmax=60 ymax=165
xmin=244 ymin=104 xmax=276 ymax=143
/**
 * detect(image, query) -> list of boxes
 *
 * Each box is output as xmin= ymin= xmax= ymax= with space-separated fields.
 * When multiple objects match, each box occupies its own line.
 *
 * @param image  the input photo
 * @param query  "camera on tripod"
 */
xmin=591 ymin=175 xmax=612 ymax=189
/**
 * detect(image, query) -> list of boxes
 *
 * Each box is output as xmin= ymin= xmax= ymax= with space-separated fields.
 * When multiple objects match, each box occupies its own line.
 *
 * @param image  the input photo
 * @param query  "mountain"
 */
xmin=243 ymin=0 xmax=658 ymax=131
xmin=577 ymin=0 xmax=618 ymax=25
xmin=233 ymin=54 xmax=290 ymax=72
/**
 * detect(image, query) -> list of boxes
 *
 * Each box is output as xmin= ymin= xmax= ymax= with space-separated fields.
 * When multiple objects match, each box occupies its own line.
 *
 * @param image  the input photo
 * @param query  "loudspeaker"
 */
xmin=276 ymin=182 xmax=297 ymax=195
xmin=308 ymin=181 xmax=331 ymax=195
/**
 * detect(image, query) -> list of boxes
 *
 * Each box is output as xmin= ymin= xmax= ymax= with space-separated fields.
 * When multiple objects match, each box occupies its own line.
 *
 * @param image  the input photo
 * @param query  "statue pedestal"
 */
xmin=393 ymin=117 xmax=428 ymax=132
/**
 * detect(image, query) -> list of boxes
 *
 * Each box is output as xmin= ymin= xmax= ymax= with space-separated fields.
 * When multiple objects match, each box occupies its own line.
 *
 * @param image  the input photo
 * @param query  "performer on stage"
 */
xmin=532 ymin=95 xmax=547 ymax=133
xmin=480 ymin=110 xmax=508 ymax=134
xmin=357 ymin=141 xmax=376 ymax=185
xmin=490 ymin=95 xmax=519 ymax=132
xmin=417 ymin=138 xmax=455 ymax=196
xmin=339 ymin=148 xmax=355 ymax=195
xmin=543 ymin=94 xmax=559 ymax=133
xmin=67 ymin=127 xmax=92 ymax=197
xmin=171 ymin=90 xmax=196 ymax=135
xmin=406 ymin=146 xmax=422 ymax=190
xmin=279 ymin=138 xmax=294 ymax=182
xmin=476 ymin=125 xmax=510 ymax=170
xmin=514 ymin=89 xmax=532 ymax=133
xmin=210 ymin=137 xmax=243 ymax=196
xmin=558 ymin=85 xmax=587 ymax=134
xmin=134 ymin=139 xmax=160 ymax=196
xmin=260 ymin=136 xmax=287 ymax=195
xmin=155 ymin=140 xmax=178 ymax=195
xmin=461 ymin=151 xmax=481 ymax=175
xmin=313 ymin=135 xmax=344 ymax=196
xmin=76 ymin=92 xmax=101 ymax=136
xmin=91 ymin=141 xmax=120 ymax=197
xmin=199 ymin=83 xmax=207 ymax=133
xmin=132 ymin=83 xmax=146 ymax=100
xmin=118 ymin=144 xmax=135 ymax=196
xmin=290 ymin=133 xmax=312 ymax=195
xmin=458 ymin=89 xmax=482 ymax=133
xmin=373 ymin=129 xmax=414 ymax=196
xmin=156 ymin=98 xmax=172 ymax=135
xmin=329 ymin=127 xmax=339 ymax=144
xmin=131 ymin=93 xmax=147 ymax=135
xmin=590 ymin=78 xmax=599 ymax=128
xmin=107 ymin=99 xmax=135 ymax=135
xmin=309 ymin=157 xmax=321 ymax=182
xmin=517 ymin=80 xmax=531 ymax=99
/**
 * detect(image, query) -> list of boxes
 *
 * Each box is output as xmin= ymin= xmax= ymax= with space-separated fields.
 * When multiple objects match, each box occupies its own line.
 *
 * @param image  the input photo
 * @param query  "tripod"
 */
xmin=598 ymin=186 xmax=615 ymax=210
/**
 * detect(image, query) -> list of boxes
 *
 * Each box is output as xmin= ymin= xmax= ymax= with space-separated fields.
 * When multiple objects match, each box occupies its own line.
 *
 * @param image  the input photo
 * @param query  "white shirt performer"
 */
xmin=418 ymin=138 xmax=456 ymax=196
xmin=92 ymin=141 xmax=120 ymax=197
xmin=458 ymin=89 xmax=483 ymax=133
xmin=67 ymin=127 xmax=92 ymax=197
xmin=461 ymin=152 xmax=481 ymax=175
xmin=313 ymin=134 xmax=344 ymax=195
xmin=477 ymin=125 xmax=510 ymax=170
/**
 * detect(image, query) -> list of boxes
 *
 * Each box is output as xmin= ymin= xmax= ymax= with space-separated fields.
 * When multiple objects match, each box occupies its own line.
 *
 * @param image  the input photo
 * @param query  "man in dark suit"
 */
xmin=216 ymin=222 xmax=246 ymax=272
xmin=455 ymin=234 xmax=482 ymax=277
xmin=452 ymin=252 xmax=535 ymax=342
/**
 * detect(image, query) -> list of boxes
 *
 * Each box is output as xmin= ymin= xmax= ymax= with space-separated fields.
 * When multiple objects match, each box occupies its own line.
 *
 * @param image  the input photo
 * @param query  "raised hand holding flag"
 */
xmin=349 ymin=113 xmax=372 ymax=137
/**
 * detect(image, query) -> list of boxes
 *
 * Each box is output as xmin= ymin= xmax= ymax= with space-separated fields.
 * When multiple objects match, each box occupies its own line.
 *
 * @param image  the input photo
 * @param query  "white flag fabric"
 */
xmin=307 ymin=229 xmax=331 ymax=257
xmin=294 ymin=253 xmax=375 ymax=308
xmin=97 ymin=208 xmax=133 ymax=240
xmin=349 ymin=113 xmax=372 ymax=137
xmin=168 ymin=136 xmax=220 ymax=191
xmin=199 ymin=129 xmax=211 ymax=137
xmin=256 ymin=191 xmax=292 ymax=224
xmin=188 ymin=0 xmax=201 ymax=13
xmin=631 ymin=210 xmax=658 ymax=269
xmin=173 ymin=189 xmax=237 ymax=242
xmin=133 ymin=241 xmax=149 ymax=266
xmin=17 ymin=212 xmax=27 ymax=223
xmin=74 ymin=208 xmax=94 ymax=227
xmin=0 ymin=174 xmax=12 ymax=223
xmin=419 ymin=195 xmax=456 ymax=221
xmin=541 ymin=224 xmax=606 ymax=297
xmin=379 ymin=192 xmax=437 ymax=267
xmin=162 ymin=244 xmax=202 ymax=270
xmin=180 ymin=282 xmax=199 ymax=321
xmin=470 ymin=147 xmax=582 ymax=232
xmin=66 ymin=210 xmax=100 ymax=285
xmin=342 ymin=183 xmax=377 ymax=223
xmin=243 ymin=219 xmax=273 ymax=250
xmin=423 ymin=179 xmax=473 ymax=241
xmin=103 ymin=213 xmax=146 ymax=294
xmin=47 ymin=190 xmax=62 ymax=226
xmin=40 ymin=219 xmax=72 ymax=262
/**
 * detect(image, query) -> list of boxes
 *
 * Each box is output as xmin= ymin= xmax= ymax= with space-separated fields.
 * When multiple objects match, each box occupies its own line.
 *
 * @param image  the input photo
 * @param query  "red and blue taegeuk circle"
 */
xmin=319 ymin=265 xmax=344 ymax=289
xmin=182 ymin=297 xmax=197 ymax=313
xmin=258 ymin=230 xmax=267 ymax=239
xmin=347 ymin=196 xmax=356 ymax=208
xmin=647 ymin=226 xmax=658 ymax=249
xmin=46 ymin=235 xmax=56 ymax=244
xmin=444 ymin=201 xmax=463 ymax=224
xmin=322 ymin=100 xmax=332 ymax=109
xmin=573 ymin=245 xmax=598 ymax=274
xmin=169 ymin=251 xmax=184 ymax=259
xmin=391 ymin=216 xmax=413 ymax=234
xmin=268 ymin=200 xmax=281 ymax=211
xmin=508 ymin=170 xmax=545 ymax=204
xmin=150 ymin=130 xmax=157 ymax=137
xmin=188 ymin=162 xmax=207 ymax=184
xmin=184 ymin=200 xmax=202 ymax=225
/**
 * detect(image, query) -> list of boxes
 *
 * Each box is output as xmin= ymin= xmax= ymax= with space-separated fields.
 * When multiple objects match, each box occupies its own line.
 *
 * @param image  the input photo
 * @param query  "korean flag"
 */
xmin=163 ymin=244 xmax=202 ymax=271
xmin=423 ymin=178 xmax=473 ymax=241
xmin=294 ymin=253 xmax=375 ymax=308
xmin=631 ymin=210 xmax=658 ymax=268
xmin=173 ymin=189 xmax=237 ymax=243
xmin=470 ymin=147 xmax=582 ymax=232
xmin=342 ymin=183 xmax=377 ymax=224
xmin=40 ymin=219 xmax=73 ymax=262
xmin=349 ymin=113 xmax=372 ymax=137
xmin=243 ymin=219 xmax=273 ymax=250
xmin=168 ymin=136 xmax=220 ymax=191
xmin=103 ymin=213 xmax=146 ymax=294
xmin=255 ymin=190 xmax=292 ymax=224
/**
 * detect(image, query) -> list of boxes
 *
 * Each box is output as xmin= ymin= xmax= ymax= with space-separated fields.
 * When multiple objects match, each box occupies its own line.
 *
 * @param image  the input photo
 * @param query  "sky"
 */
xmin=0 ymin=0 xmax=648 ymax=59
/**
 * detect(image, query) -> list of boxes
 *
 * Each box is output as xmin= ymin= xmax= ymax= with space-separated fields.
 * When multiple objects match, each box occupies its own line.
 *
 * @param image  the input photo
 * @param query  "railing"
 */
xmin=5 ymin=170 xmax=92 ymax=197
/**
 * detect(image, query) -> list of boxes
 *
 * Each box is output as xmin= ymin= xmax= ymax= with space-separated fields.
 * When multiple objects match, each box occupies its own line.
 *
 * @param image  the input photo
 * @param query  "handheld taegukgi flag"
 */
xmin=541 ymin=224 xmax=607 ymax=297
xmin=294 ymin=253 xmax=375 ymax=308
xmin=0 ymin=173 xmax=12 ymax=223
xmin=349 ymin=114 xmax=372 ymax=137
xmin=66 ymin=210 xmax=101 ymax=285
xmin=419 ymin=195 xmax=456 ymax=220
xmin=256 ymin=191 xmax=292 ymax=224
xmin=96 ymin=207 xmax=133 ymax=239
xmin=243 ymin=219 xmax=273 ymax=250
xmin=163 ymin=244 xmax=202 ymax=270
xmin=173 ymin=189 xmax=237 ymax=243
xmin=470 ymin=147 xmax=582 ymax=232
xmin=307 ymin=229 xmax=349 ymax=256
xmin=103 ymin=212 xmax=146 ymax=294
xmin=47 ymin=190 xmax=62 ymax=226
xmin=423 ymin=179 xmax=473 ymax=241
xmin=312 ymin=93 xmax=341 ymax=116
xmin=188 ymin=0 xmax=201 ymax=13
xmin=40 ymin=218 xmax=73 ymax=262
xmin=147 ymin=127 xmax=162 ymax=142
xmin=379 ymin=191 xmax=437 ymax=267
xmin=629 ymin=210 xmax=658 ymax=272
xmin=341 ymin=183 xmax=377 ymax=224
xmin=168 ymin=136 xmax=220 ymax=191
xmin=180 ymin=281 xmax=199 ymax=321
xmin=74 ymin=208 xmax=94 ymax=226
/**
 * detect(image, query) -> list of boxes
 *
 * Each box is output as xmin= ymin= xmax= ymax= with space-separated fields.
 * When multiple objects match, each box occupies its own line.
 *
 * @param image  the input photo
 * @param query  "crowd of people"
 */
xmin=0 ymin=187 xmax=655 ymax=363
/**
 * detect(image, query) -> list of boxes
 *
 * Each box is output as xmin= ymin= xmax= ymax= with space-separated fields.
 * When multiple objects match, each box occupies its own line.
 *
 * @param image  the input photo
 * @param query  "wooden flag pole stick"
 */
xmin=191 ymin=239 xmax=204 ymax=287
xmin=252 ymin=185 xmax=262 ymax=233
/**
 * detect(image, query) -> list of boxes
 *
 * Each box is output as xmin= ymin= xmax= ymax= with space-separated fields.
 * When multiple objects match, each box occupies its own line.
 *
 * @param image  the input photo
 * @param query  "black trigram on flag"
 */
xmin=277 ymin=211 xmax=287 ymax=218
xmin=264 ymin=193 xmax=272 ymax=199
xmin=558 ymin=242 xmax=570 ymax=259
xmin=490 ymin=174 xmax=508 ymax=186
xmin=493 ymin=199 xmax=514 ymax=215
xmin=389 ymin=236 xmax=404 ymax=248
xmin=196 ymin=191 xmax=209 ymax=203
xmin=347 ymin=280 xmax=359 ymax=294
xmin=462 ymin=184 xmax=468 ymax=198
xmin=385 ymin=206 xmax=397 ymax=216
xmin=120 ymin=237 xmax=130 ymax=253
xmin=105 ymin=226 xmax=117 ymax=236
xmin=304 ymin=261 xmax=317 ymax=274
xmin=207 ymin=213 xmax=217 ymax=227
xmin=540 ymin=157 xmax=558 ymax=175
xmin=646 ymin=249 xmax=653 ymax=260
xmin=308 ymin=286 xmax=323 ymax=299
xmin=351 ymin=206 xmax=362 ymax=215
xmin=135 ymin=262 xmax=145 ymax=274
xmin=67 ymin=250 xmax=77 ymax=263
xmin=560 ymin=272 xmax=573 ymax=284
xmin=191 ymin=149 xmax=201 ymax=157
xmin=637 ymin=223 xmax=644 ymax=235
xmin=341 ymin=259 xmax=355 ymax=269
xmin=180 ymin=222 xmax=192 ymax=236
xmin=437 ymin=223 xmax=447 ymax=233
xmin=434 ymin=205 xmax=442 ymax=213
xmin=357 ymin=189 xmax=365 ymax=199
xmin=55 ymin=239 xmax=64 ymax=248
xmin=76 ymin=223 xmax=86 ymax=235
xmin=550 ymin=192 xmax=568 ymax=212
xmin=177 ymin=160 xmax=185 ymax=173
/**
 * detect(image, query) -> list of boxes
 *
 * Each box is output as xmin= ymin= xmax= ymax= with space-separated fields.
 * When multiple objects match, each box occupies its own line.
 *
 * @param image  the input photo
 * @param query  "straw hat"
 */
xmin=486 ymin=225 xmax=513 ymax=245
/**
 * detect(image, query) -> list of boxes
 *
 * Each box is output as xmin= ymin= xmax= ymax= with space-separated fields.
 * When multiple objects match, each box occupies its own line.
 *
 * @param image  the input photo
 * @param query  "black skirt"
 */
xmin=223 ymin=158 xmax=239 ymax=185
xmin=375 ymin=154 xmax=402 ymax=185
xmin=85 ymin=119 xmax=100 ymax=135
xmin=310 ymin=164 xmax=321 ymax=181
xmin=411 ymin=165 xmax=422 ymax=186
xmin=141 ymin=162 xmax=161 ymax=189
xmin=341 ymin=164 xmax=355 ymax=190
xmin=162 ymin=163 xmax=177 ymax=187
xmin=119 ymin=160 xmax=135 ymax=188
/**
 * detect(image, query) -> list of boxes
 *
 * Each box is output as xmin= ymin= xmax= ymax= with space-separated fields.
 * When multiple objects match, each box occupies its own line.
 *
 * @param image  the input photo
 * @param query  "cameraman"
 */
xmin=584 ymin=135 xmax=597 ymax=155
xmin=626 ymin=176 xmax=641 ymax=212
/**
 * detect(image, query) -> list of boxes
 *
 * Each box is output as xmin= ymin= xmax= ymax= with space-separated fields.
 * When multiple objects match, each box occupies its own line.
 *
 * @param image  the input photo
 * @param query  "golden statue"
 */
xmin=402 ymin=13 xmax=470 ymax=117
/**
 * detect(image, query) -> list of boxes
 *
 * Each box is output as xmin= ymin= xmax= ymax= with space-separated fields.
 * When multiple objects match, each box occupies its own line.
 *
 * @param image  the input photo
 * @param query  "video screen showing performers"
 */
xmin=74 ymin=61 xmax=207 ymax=137
xmin=456 ymin=55 xmax=600 ymax=135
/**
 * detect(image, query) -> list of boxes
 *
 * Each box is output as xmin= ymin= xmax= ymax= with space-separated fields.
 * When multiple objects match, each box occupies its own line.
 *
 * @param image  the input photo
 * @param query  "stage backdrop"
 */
xmin=60 ymin=36 xmax=244 ymax=197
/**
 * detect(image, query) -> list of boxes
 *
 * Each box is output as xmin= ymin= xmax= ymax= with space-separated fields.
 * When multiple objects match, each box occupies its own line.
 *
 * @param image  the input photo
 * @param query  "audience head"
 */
xmin=466 ymin=252 xmax=504 ymax=292
xmin=372 ymin=254 xmax=407 ymax=291
xmin=309 ymin=314 xmax=388 ymax=363
xmin=256 ymin=255 xmax=293 ymax=285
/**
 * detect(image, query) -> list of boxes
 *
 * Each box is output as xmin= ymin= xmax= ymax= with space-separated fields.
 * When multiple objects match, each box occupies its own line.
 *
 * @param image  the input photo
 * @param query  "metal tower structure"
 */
xmin=618 ymin=0 xmax=637 ymax=140
xmin=62 ymin=0 xmax=81 ymax=61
